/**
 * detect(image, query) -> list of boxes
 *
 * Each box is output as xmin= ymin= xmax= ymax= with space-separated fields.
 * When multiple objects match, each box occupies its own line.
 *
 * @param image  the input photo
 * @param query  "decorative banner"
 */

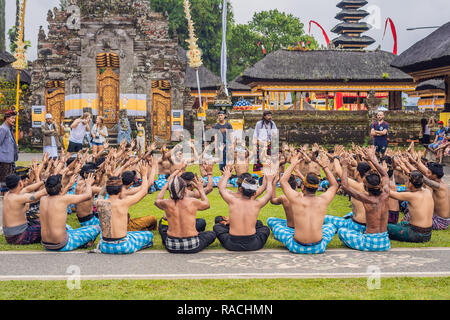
xmin=308 ymin=20 xmax=330 ymax=46
xmin=383 ymin=18 xmax=398 ymax=55
xmin=257 ymin=41 xmax=266 ymax=56
xmin=220 ymin=0 xmax=228 ymax=94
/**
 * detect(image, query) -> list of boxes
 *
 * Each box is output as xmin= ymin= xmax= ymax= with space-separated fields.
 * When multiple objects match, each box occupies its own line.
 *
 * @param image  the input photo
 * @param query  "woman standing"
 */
xmin=91 ymin=116 xmax=108 ymax=156
xmin=419 ymin=117 xmax=435 ymax=146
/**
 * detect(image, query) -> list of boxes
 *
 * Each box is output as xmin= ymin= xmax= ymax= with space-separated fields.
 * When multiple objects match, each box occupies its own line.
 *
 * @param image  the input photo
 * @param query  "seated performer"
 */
xmin=323 ymin=157 xmax=370 ymax=233
xmin=387 ymin=171 xmax=433 ymax=243
xmin=95 ymin=161 xmax=156 ymax=254
xmin=155 ymin=174 xmax=216 ymax=254
xmin=2 ymin=174 xmax=47 ymax=245
xmin=338 ymin=149 xmax=391 ymax=252
xmin=40 ymin=174 xmax=101 ymax=251
xmin=121 ymin=170 xmax=158 ymax=232
xmin=214 ymin=165 xmax=274 ymax=252
xmin=74 ymin=164 xmax=102 ymax=227
xmin=405 ymin=158 xmax=449 ymax=230
xmin=267 ymin=174 xmax=297 ymax=234
xmin=269 ymin=151 xmax=338 ymax=254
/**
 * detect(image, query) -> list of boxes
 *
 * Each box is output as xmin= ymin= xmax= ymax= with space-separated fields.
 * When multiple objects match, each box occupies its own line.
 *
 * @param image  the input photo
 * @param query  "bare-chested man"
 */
xmin=155 ymin=173 xmax=216 ymax=253
xmin=2 ymin=174 xmax=47 ymax=245
xmin=74 ymin=164 xmax=102 ymax=227
xmin=322 ymin=157 xmax=371 ymax=234
xmin=214 ymin=165 xmax=274 ymax=251
xmin=268 ymin=151 xmax=338 ymax=254
xmin=338 ymin=148 xmax=391 ymax=252
xmin=96 ymin=162 xmax=156 ymax=254
xmin=267 ymin=174 xmax=297 ymax=232
xmin=406 ymin=157 xmax=449 ymax=230
xmin=40 ymin=173 xmax=101 ymax=251
xmin=387 ymin=171 xmax=434 ymax=243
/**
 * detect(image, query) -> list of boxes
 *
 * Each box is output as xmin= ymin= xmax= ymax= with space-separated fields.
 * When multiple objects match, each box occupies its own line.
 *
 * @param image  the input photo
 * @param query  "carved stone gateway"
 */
xmin=30 ymin=0 xmax=193 ymax=141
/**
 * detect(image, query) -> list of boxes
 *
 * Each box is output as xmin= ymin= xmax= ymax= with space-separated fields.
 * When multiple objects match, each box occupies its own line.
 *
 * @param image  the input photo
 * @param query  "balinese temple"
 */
xmin=240 ymin=49 xmax=415 ymax=111
xmin=331 ymin=0 xmax=375 ymax=50
xmin=408 ymin=79 xmax=445 ymax=111
xmin=392 ymin=21 xmax=450 ymax=117
xmin=30 ymin=0 xmax=196 ymax=142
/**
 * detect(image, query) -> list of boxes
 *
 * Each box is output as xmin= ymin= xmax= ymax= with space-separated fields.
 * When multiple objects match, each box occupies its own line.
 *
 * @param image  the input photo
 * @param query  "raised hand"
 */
xmin=222 ymin=165 xmax=233 ymax=178
xmin=85 ymin=173 xmax=95 ymax=186
xmin=316 ymin=151 xmax=330 ymax=168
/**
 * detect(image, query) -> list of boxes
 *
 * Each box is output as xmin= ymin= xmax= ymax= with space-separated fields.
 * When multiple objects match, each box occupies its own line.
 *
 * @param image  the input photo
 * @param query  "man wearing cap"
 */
xmin=213 ymin=111 xmax=233 ymax=171
xmin=253 ymin=111 xmax=278 ymax=172
xmin=428 ymin=120 xmax=446 ymax=151
xmin=0 ymin=110 xmax=19 ymax=194
xmin=41 ymin=113 xmax=61 ymax=159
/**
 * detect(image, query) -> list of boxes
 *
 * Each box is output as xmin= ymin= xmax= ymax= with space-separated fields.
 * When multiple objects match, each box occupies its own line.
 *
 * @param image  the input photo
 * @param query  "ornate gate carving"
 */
xmin=97 ymin=67 xmax=120 ymax=126
xmin=151 ymin=83 xmax=171 ymax=141
xmin=45 ymin=81 xmax=65 ymax=134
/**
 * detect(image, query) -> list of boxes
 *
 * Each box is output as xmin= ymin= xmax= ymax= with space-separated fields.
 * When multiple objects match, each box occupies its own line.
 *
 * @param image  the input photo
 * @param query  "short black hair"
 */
xmin=122 ymin=171 xmax=136 ymax=186
xmin=365 ymin=173 xmax=382 ymax=196
xmin=45 ymin=174 xmax=63 ymax=196
xmin=106 ymin=176 xmax=123 ymax=195
xmin=427 ymin=162 xmax=444 ymax=179
xmin=5 ymin=174 xmax=21 ymax=190
xmin=410 ymin=171 xmax=424 ymax=189
xmin=181 ymin=172 xmax=195 ymax=182
xmin=95 ymin=157 xmax=106 ymax=168
xmin=357 ymin=162 xmax=371 ymax=178
xmin=304 ymin=173 xmax=320 ymax=193
xmin=241 ymin=177 xmax=257 ymax=198
xmin=66 ymin=157 xmax=76 ymax=167
xmin=288 ymin=175 xmax=297 ymax=190
xmin=80 ymin=163 xmax=96 ymax=179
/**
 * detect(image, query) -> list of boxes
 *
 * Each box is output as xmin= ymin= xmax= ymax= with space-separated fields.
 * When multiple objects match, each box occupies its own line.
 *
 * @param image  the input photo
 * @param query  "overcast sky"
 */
xmin=5 ymin=0 xmax=450 ymax=61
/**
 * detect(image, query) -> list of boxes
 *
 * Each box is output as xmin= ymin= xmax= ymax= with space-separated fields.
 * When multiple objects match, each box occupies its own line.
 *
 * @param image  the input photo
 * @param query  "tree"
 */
xmin=151 ymin=0 xmax=234 ymax=75
xmin=228 ymin=9 xmax=318 ymax=81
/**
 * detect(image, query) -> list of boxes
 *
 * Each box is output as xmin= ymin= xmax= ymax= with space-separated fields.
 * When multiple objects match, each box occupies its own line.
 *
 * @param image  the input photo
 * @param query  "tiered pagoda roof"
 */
xmin=332 ymin=0 xmax=375 ymax=49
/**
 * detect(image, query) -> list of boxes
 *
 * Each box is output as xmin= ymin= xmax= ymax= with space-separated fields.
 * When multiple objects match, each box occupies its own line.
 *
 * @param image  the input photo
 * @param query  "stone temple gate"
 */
xmin=30 ymin=0 xmax=194 ymax=142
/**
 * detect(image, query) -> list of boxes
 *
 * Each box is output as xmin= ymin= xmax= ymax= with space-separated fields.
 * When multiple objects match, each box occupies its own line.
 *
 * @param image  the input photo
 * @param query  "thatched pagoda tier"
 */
xmin=336 ymin=0 xmax=368 ymax=9
xmin=392 ymin=21 xmax=450 ymax=112
xmin=241 ymin=49 xmax=415 ymax=110
xmin=332 ymin=0 xmax=374 ymax=49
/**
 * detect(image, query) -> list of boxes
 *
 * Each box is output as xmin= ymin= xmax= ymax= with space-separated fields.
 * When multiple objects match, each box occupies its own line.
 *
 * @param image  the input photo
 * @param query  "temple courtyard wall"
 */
xmin=201 ymin=110 xmax=441 ymax=147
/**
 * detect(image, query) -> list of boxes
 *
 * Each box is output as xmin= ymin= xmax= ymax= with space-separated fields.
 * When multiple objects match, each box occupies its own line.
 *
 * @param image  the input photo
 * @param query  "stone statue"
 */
xmin=136 ymin=122 xmax=146 ymax=155
xmin=117 ymin=109 xmax=132 ymax=145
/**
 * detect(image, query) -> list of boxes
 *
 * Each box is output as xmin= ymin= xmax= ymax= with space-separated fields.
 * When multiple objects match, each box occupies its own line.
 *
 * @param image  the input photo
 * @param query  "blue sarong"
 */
xmin=99 ymin=231 xmax=153 ymax=254
xmin=49 ymin=225 xmax=101 ymax=252
xmin=270 ymin=222 xmax=337 ymax=254
xmin=324 ymin=212 xmax=366 ymax=233
xmin=337 ymin=228 xmax=390 ymax=252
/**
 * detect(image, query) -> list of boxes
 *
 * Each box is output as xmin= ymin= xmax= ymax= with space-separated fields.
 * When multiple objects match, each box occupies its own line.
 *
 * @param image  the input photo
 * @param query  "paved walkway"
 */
xmin=0 ymin=248 xmax=449 ymax=280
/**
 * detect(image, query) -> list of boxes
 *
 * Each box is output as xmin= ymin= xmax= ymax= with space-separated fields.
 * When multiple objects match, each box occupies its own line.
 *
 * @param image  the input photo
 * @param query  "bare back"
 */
xmin=163 ymin=198 xmax=200 ymax=238
xmin=363 ymin=191 xmax=390 ymax=234
xmin=2 ymin=193 xmax=28 ymax=227
xmin=40 ymin=195 xmax=72 ymax=243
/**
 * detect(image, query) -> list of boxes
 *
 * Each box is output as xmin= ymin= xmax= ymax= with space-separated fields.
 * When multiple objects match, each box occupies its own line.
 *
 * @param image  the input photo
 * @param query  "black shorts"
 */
xmin=213 ymin=218 xmax=270 ymax=251
xmin=67 ymin=141 xmax=83 ymax=153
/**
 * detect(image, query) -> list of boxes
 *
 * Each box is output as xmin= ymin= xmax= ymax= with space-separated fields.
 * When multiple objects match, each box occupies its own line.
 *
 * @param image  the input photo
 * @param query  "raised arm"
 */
xmin=341 ymin=155 xmax=376 ymax=205
xmin=280 ymin=152 xmax=302 ymax=202
xmin=217 ymin=165 xmax=235 ymax=204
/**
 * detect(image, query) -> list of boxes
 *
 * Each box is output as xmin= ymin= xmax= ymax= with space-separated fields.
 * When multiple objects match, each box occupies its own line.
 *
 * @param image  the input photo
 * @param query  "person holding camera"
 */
xmin=68 ymin=112 xmax=91 ymax=153
xmin=91 ymin=116 xmax=108 ymax=156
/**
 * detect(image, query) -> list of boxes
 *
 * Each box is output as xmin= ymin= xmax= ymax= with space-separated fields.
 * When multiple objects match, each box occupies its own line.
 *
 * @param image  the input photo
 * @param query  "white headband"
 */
xmin=241 ymin=181 xmax=258 ymax=191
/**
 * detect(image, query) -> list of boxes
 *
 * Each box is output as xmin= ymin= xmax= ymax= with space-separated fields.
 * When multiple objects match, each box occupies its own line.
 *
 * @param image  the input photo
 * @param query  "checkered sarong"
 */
xmin=271 ymin=222 xmax=337 ymax=254
xmin=202 ymin=176 xmax=221 ymax=187
xmin=55 ymin=225 xmax=101 ymax=252
xmin=267 ymin=217 xmax=290 ymax=241
xmin=154 ymin=178 xmax=168 ymax=191
xmin=99 ymin=231 xmax=153 ymax=254
xmin=165 ymin=235 xmax=200 ymax=251
xmin=337 ymin=229 xmax=390 ymax=252
xmin=324 ymin=213 xmax=366 ymax=233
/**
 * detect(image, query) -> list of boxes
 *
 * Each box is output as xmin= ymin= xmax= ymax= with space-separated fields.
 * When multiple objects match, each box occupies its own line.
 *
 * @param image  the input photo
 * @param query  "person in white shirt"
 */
xmin=253 ymin=111 xmax=278 ymax=172
xmin=68 ymin=112 xmax=91 ymax=153
xmin=91 ymin=116 xmax=108 ymax=156
xmin=41 ymin=113 xmax=61 ymax=159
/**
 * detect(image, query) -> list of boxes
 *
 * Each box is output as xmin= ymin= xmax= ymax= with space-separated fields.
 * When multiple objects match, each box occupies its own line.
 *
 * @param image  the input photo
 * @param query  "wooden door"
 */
xmin=152 ymin=88 xmax=171 ymax=141
xmin=45 ymin=87 xmax=65 ymax=134
xmin=98 ymin=68 xmax=120 ymax=126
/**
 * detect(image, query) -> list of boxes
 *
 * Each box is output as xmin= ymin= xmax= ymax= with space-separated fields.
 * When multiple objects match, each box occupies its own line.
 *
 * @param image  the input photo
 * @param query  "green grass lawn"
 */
xmin=1 ymin=277 xmax=449 ymax=300
xmin=1 ymin=164 xmax=449 ymax=251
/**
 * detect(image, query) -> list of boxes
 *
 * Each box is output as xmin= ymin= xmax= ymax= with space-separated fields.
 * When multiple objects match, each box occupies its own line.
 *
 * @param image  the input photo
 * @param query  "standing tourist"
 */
xmin=428 ymin=120 xmax=446 ymax=151
xmin=68 ymin=112 xmax=91 ymax=153
xmin=213 ymin=111 xmax=233 ymax=172
xmin=419 ymin=117 xmax=435 ymax=146
xmin=370 ymin=111 xmax=389 ymax=156
xmin=41 ymin=113 xmax=61 ymax=160
xmin=0 ymin=111 xmax=19 ymax=194
xmin=91 ymin=116 xmax=108 ymax=156
xmin=253 ymin=111 xmax=278 ymax=172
